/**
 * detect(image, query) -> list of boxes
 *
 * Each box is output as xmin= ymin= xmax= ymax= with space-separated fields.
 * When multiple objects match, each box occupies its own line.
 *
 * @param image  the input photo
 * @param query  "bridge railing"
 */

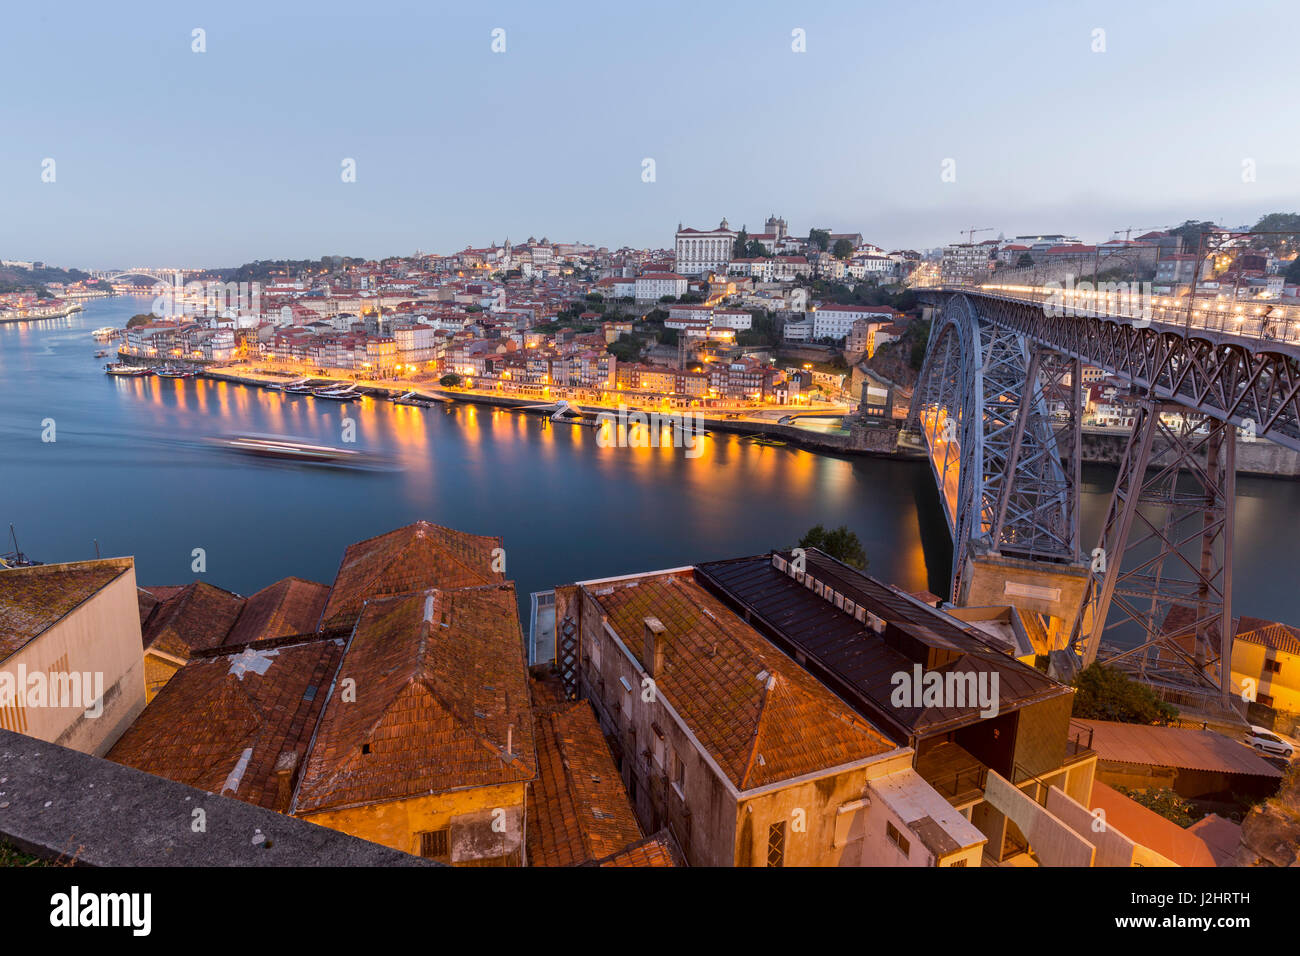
xmin=936 ymin=283 xmax=1300 ymax=347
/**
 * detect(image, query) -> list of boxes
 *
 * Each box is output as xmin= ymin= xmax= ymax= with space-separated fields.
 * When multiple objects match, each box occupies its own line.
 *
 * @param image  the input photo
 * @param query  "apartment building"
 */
xmin=549 ymin=569 xmax=986 ymax=866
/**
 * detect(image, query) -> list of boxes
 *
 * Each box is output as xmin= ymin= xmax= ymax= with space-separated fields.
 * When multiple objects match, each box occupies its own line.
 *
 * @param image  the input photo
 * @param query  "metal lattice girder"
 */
xmin=932 ymin=290 xmax=1300 ymax=452
xmin=909 ymin=295 xmax=1078 ymax=601
xmin=1068 ymin=401 xmax=1235 ymax=705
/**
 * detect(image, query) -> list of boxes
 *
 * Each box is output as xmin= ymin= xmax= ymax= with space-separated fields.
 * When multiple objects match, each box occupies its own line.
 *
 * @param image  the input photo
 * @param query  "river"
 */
xmin=3 ymin=296 xmax=1298 ymax=628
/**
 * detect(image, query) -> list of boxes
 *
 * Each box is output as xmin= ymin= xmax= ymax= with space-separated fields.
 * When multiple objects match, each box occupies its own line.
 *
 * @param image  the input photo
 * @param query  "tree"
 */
xmin=733 ymin=229 xmax=749 ymax=258
xmin=1016 ymin=252 xmax=1035 ymax=268
xmin=832 ymin=239 xmax=853 ymax=260
xmin=797 ymin=524 xmax=868 ymax=570
xmin=1070 ymin=664 xmax=1179 ymax=725
xmin=1169 ymin=220 xmax=1218 ymax=256
xmin=439 ymin=373 xmax=463 ymax=387
xmin=1285 ymin=258 xmax=1300 ymax=284
xmin=808 ymin=229 xmax=831 ymax=253
xmin=1249 ymin=213 xmax=1300 ymax=257
xmin=1116 ymin=787 xmax=1195 ymax=827
xmin=126 ymin=313 xmax=154 ymax=328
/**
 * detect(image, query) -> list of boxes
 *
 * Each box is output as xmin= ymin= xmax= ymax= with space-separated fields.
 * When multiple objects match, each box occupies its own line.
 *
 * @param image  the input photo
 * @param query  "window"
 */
xmin=886 ymin=821 xmax=910 ymax=857
xmin=767 ymin=822 xmax=786 ymax=867
xmin=1264 ymin=659 xmax=1282 ymax=673
xmin=419 ymin=828 xmax=450 ymax=861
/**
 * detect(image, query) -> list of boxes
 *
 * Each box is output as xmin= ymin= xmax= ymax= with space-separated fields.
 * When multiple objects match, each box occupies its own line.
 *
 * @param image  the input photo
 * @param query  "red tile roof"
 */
xmin=224 ymin=577 xmax=330 ymax=647
xmin=527 ymin=677 xmax=643 ymax=867
xmin=293 ymin=586 xmax=534 ymax=814
xmin=0 ymin=559 xmax=135 ymax=661
xmin=107 ymin=637 xmax=343 ymax=810
xmin=318 ymin=521 xmax=505 ymax=632
xmin=588 ymin=573 xmax=896 ymax=790
xmin=596 ymin=830 xmax=684 ymax=867
xmin=141 ymin=581 xmax=246 ymax=658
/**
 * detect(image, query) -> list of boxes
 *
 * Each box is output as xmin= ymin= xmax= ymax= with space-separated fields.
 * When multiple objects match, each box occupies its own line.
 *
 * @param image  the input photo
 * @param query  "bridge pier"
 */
xmin=1069 ymin=400 xmax=1237 ymax=712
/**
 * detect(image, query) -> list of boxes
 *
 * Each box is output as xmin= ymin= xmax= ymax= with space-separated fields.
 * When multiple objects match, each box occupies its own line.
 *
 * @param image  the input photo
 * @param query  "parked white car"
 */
xmin=1245 ymin=726 xmax=1294 ymax=758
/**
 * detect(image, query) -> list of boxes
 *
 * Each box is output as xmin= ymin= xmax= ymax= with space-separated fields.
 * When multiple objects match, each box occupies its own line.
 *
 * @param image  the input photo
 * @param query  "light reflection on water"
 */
xmin=4 ymin=296 xmax=1298 ymax=629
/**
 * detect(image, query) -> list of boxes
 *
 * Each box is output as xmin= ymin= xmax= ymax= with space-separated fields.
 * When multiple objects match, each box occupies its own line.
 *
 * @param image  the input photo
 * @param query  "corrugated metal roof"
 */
xmin=1074 ymin=719 xmax=1283 ymax=778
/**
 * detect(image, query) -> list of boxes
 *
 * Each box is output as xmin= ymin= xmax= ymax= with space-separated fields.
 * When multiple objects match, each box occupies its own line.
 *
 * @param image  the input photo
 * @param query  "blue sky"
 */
xmin=2 ymin=0 xmax=1296 ymax=268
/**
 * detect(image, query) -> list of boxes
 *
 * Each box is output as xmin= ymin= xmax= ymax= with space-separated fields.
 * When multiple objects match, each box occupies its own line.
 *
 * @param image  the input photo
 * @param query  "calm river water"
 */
xmin=3 ymin=296 xmax=1299 ymax=626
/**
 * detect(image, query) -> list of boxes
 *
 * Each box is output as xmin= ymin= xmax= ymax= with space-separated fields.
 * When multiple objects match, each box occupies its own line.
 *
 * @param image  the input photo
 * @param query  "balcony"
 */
xmin=916 ymin=739 xmax=988 ymax=807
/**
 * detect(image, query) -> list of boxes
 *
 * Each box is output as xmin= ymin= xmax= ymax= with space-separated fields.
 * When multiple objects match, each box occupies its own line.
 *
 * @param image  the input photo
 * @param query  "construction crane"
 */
xmin=962 ymin=227 xmax=994 ymax=245
xmin=1112 ymin=225 xmax=1165 ymax=243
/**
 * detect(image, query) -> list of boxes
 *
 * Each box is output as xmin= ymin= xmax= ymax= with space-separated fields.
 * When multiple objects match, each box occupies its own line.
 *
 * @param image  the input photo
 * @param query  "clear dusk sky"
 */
xmin=2 ymin=0 xmax=1296 ymax=268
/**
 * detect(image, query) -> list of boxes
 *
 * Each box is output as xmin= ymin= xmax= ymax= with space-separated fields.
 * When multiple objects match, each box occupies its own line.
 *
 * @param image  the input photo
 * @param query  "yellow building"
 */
xmin=292 ymin=586 xmax=534 ymax=863
xmin=1230 ymin=617 xmax=1300 ymax=714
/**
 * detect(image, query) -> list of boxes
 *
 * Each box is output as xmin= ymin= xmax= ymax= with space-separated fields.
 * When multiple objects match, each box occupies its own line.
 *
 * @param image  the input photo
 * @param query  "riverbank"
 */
xmin=200 ymin=364 xmax=916 ymax=458
xmin=0 ymin=303 xmax=83 ymax=324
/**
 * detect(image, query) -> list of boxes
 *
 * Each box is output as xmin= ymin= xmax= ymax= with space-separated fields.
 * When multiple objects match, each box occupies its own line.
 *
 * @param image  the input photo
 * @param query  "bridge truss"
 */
xmin=909 ymin=290 xmax=1294 ymax=710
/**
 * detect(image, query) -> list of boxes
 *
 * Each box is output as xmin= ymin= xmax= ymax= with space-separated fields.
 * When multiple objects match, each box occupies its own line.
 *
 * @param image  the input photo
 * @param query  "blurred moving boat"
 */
xmin=105 ymin=364 xmax=152 ymax=376
xmin=212 ymin=433 xmax=372 ymax=465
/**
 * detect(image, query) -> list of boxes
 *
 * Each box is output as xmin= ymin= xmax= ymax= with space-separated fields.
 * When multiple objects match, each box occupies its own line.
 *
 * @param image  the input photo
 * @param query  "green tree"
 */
xmin=1249 ymin=212 xmax=1300 ymax=257
xmin=797 ymin=524 xmax=868 ymax=570
xmin=1070 ymin=664 xmax=1179 ymax=724
xmin=1285 ymin=258 xmax=1300 ymax=284
xmin=733 ymin=229 xmax=749 ymax=258
xmin=1116 ymin=787 xmax=1195 ymax=827
xmin=126 ymin=313 xmax=154 ymax=328
xmin=832 ymin=238 xmax=853 ymax=260
xmin=1016 ymin=252 xmax=1035 ymax=268
xmin=808 ymin=228 xmax=831 ymax=253
xmin=1169 ymin=220 xmax=1218 ymax=256
xmin=439 ymin=373 xmax=463 ymax=387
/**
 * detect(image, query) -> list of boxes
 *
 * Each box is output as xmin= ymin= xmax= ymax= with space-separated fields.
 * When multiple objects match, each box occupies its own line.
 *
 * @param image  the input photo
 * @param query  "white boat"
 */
xmin=313 ymin=383 xmax=360 ymax=400
xmin=92 ymin=327 xmax=119 ymax=341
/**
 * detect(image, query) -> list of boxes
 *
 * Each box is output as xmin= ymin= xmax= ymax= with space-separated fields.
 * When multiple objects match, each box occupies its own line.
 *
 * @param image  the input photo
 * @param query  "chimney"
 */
xmin=643 ymin=616 xmax=666 ymax=677
xmin=273 ymin=750 xmax=300 ymax=813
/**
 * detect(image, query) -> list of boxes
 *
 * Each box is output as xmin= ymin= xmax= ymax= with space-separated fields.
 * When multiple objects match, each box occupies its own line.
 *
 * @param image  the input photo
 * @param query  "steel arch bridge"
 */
xmin=908 ymin=288 xmax=1300 ymax=712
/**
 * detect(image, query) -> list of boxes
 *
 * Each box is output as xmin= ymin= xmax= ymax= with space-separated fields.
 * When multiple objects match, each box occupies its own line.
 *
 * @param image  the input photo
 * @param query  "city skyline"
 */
xmin=3 ymin=0 xmax=1298 ymax=267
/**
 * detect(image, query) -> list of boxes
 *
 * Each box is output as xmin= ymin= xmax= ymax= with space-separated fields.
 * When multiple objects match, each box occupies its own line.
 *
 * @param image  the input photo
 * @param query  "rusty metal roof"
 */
xmin=1074 ymin=719 xmax=1283 ymax=778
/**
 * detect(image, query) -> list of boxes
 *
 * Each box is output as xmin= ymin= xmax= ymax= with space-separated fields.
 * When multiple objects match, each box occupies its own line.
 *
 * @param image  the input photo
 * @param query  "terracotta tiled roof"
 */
xmin=318 ymin=521 xmax=505 ymax=632
xmin=0 ymin=559 xmax=134 ymax=661
xmin=596 ymin=830 xmax=683 ymax=867
xmin=141 ymin=581 xmax=246 ymax=658
xmin=107 ymin=637 xmax=343 ymax=810
xmin=527 ymin=677 xmax=643 ymax=867
xmin=224 ymin=577 xmax=330 ymax=646
xmin=1234 ymin=617 xmax=1300 ymax=657
xmin=589 ymin=573 xmax=895 ymax=790
xmin=293 ymin=585 xmax=534 ymax=814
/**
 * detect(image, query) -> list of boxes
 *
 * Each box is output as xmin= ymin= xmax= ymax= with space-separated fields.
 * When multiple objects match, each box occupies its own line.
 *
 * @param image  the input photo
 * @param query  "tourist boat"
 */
xmin=210 ymin=433 xmax=385 ymax=468
xmin=94 ymin=350 xmax=109 ymax=358
xmin=283 ymin=379 xmax=325 ymax=394
xmin=105 ymin=363 xmax=152 ymax=376
xmin=155 ymin=366 xmax=197 ymax=379
xmin=267 ymin=377 xmax=309 ymax=392
xmin=91 ymin=327 xmax=119 ymax=341
xmin=313 ymin=383 xmax=359 ymax=400
xmin=391 ymin=391 xmax=447 ymax=408
xmin=750 ymin=436 xmax=787 ymax=447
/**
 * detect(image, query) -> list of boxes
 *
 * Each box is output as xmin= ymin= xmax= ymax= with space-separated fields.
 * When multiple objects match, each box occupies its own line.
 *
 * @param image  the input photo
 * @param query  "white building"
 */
xmin=636 ymin=272 xmax=689 ymax=302
xmin=675 ymin=220 xmax=739 ymax=276
xmin=810 ymin=304 xmax=896 ymax=342
xmin=711 ymin=309 xmax=753 ymax=331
